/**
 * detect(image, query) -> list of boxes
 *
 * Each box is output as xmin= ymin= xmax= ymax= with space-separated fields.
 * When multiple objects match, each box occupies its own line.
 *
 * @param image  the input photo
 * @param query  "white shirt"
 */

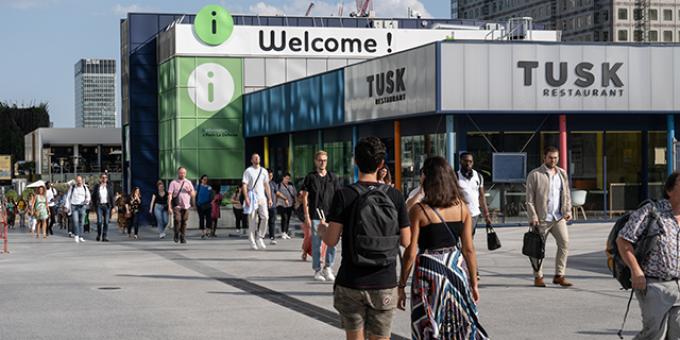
xmin=69 ymin=185 xmax=90 ymax=205
xmin=46 ymin=188 xmax=56 ymax=207
xmin=546 ymin=172 xmax=563 ymax=222
xmin=458 ymin=170 xmax=483 ymax=217
xmin=242 ymin=166 xmax=268 ymax=200
xmin=98 ymin=185 xmax=108 ymax=204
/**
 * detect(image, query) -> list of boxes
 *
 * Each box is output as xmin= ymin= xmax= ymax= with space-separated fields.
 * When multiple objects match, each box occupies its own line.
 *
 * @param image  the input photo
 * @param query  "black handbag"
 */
xmin=522 ymin=226 xmax=545 ymax=272
xmin=486 ymin=224 xmax=502 ymax=251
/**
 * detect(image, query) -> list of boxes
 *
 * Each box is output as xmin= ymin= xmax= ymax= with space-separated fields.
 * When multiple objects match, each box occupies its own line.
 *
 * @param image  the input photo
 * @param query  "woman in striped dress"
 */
xmin=398 ymin=156 xmax=489 ymax=340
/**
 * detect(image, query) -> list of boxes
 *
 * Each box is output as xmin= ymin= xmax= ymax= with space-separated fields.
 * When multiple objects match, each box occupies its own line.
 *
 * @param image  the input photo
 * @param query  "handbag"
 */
xmin=486 ymin=223 xmax=502 ymax=251
xmin=171 ymin=180 xmax=186 ymax=208
xmin=522 ymin=226 xmax=545 ymax=272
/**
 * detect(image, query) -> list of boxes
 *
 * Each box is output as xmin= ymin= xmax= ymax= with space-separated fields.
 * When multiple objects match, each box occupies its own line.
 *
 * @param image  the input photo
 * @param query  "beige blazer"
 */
xmin=525 ymin=164 xmax=571 ymax=222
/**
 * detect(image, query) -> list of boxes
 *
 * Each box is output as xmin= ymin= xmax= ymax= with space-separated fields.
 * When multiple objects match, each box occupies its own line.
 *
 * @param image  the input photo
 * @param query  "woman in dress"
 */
xmin=149 ymin=181 xmax=169 ymax=239
xmin=115 ymin=193 xmax=129 ymax=234
xmin=128 ymin=187 xmax=142 ymax=239
xmin=210 ymin=186 xmax=223 ymax=238
xmin=398 ymin=156 xmax=488 ymax=340
xmin=31 ymin=186 xmax=50 ymax=239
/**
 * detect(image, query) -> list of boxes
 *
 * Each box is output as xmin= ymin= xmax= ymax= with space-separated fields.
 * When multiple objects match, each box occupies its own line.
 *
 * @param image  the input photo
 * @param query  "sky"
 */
xmin=0 ymin=0 xmax=449 ymax=128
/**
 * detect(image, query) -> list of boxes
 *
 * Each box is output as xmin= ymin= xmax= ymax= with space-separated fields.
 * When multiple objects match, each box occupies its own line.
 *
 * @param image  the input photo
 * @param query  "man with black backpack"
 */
xmin=617 ymin=172 xmax=680 ymax=339
xmin=317 ymin=137 xmax=411 ymax=340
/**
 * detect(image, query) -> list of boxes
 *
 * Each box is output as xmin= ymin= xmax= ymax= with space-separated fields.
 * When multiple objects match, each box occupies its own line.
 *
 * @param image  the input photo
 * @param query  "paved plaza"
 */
xmin=0 ymin=222 xmax=642 ymax=339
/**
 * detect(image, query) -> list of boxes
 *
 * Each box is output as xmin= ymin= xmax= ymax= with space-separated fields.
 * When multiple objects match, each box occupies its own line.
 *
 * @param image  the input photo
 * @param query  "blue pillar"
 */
xmin=446 ymin=115 xmax=456 ymax=165
xmin=668 ymin=114 xmax=675 ymax=175
xmin=352 ymin=126 xmax=359 ymax=182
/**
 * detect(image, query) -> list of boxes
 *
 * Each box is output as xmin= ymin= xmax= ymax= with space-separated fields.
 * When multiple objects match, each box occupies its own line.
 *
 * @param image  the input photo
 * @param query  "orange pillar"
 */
xmin=394 ymin=121 xmax=402 ymax=191
xmin=559 ymin=115 xmax=568 ymax=173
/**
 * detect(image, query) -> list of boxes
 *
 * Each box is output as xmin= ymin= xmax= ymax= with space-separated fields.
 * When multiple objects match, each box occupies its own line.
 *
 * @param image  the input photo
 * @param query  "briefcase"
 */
xmin=486 ymin=224 xmax=502 ymax=251
xmin=522 ymin=227 xmax=545 ymax=259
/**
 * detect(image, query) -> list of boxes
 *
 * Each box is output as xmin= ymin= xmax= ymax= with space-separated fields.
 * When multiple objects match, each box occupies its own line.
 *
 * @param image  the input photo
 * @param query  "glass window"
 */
xmin=618 ymin=29 xmax=628 ymax=41
xmin=649 ymin=30 xmax=658 ymax=41
xmin=603 ymin=10 xmax=609 ymax=22
xmin=664 ymin=9 xmax=673 ymax=21
xmin=634 ymin=9 xmax=642 ymax=20
xmin=649 ymin=9 xmax=658 ymax=21
xmin=618 ymin=8 xmax=628 ymax=20
xmin=664 ymin=30 xmax=673 ymax=42
xmin=634 ymin=30 xmax=643 ymax=41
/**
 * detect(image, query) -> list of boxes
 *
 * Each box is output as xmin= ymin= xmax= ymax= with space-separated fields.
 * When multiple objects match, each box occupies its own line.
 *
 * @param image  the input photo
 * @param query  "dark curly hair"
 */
xmin=421 ymin=156 xmax=465 ymax=208
xmin=664 ymin=171 xmax=680 ymax=199
xmin=354 ymin=137 xmax=386 ymax=174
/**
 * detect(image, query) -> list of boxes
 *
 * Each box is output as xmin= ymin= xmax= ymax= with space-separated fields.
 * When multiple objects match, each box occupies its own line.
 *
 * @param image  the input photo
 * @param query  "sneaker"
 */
xmin=281 ymin=233 xmax=291 ymax=240
xmin=160 ymin=232 xmax=166 ymax=239
xmin=79 ymin=237 xmax=86 ymax=243
xmin=68 ymin=232 xmax=74 ymax=238
xmin=314 ymin=271 xmax=326 ymax=282
xmin=322 ymin=267 xmax=335 ymax=282
xmin=270 ymin=239 xmax=278 ymax=245
xmin=75 ymin=237 xmax=80 ymax=244
xmin=250 ymin=243 xmax=259 ymax=250
xmin=257 ymin=238 xmax=267 ymax=250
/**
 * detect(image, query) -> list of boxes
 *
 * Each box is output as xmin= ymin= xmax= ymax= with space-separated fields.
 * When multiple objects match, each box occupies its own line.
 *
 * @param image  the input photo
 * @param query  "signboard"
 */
xmin=344 ymin=44 xmax=436 ymax=123
xmin=440 ymin=42 xmax=680 ymax=112
xmin=492 ymin=153 xmax=527 ymax=183
xmin=0 ymin=155 xmax=11 ymax=180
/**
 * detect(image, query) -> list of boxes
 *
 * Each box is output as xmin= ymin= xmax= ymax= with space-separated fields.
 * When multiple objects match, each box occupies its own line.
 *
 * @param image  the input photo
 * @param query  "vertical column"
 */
xmin=352 ymin=126 xmax=359 ymax=182
xmin=559 ymin=115 xmax=568 ymax=173
xmin=394 ymin=121 xmax=402 ymax=191
xmin=73 ymin=144 xmax=79 ymax=177
xmin=97 ymin=145 xmax=102 ymax=173
xmin=263 ymin=136 xmax=269 ymax=169
xmin=318 ymin=130 xmax=323 ymax=150
xmin=288 ymin=134 xmax=294 ymax=179
xmin=668 ymin=114 xmax=675 ymax=175
xmin=445 ymin=115 xmax=456 ymax=165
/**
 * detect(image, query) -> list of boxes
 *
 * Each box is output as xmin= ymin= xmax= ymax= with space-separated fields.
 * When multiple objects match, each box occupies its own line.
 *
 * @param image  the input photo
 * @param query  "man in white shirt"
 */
xmin=45 ymin=181 xmax=57 ymax=236
xmin=65 ymin=176 xmax=91 ymax=244
xmin=457 ymin=152 xmax=492 ymax=235
xmin=91 ymin=174 xmax=115 ymax=242
xmin=242 ymin=153 xmax=273 ymax=250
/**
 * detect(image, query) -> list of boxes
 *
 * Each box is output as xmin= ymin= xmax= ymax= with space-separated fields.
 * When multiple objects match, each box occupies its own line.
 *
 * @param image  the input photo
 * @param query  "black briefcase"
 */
xmin=486 ymin=224 xmax=502 ymax=251
xmin=522 ymin=227 xmax=545 ymax=259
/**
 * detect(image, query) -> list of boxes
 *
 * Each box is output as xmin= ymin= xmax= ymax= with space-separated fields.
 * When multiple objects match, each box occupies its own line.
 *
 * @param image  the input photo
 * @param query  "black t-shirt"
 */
xmin=301 ymin=171 xmax=337 ymax=220
xmin=328 ymin=182 xmax=410 ymax=290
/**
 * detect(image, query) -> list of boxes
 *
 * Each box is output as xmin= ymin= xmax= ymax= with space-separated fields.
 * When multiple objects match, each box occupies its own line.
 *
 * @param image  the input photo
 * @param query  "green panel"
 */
xmin=178 ymin=118 xmax=198 ymax=149
xmin=178 ymin=87 xmax=197 ymax=118
xmin=158 ymin=61 xmax=169 ymax=94
xmin=198 ymin=148 xmax=244 ymax=179
xmin=178 ymin=149 xmax=199 ymax=180
xmin=159 ymin=150 xmax=167 ymax=180
xmin=177 ymin=57 xmax=196 ymax=89
xmin=168 ymin=58 xmax=177 ymax=89
xmin=158 ymin=91 xmax=168 ymax=122
xmin=196 ymin=118 xmax=243 ymax=149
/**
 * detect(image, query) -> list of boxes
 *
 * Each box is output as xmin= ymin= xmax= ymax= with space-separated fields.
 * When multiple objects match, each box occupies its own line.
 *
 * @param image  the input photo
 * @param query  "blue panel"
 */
xmin=269 ymin=86 xmax=286 ymax=134
xmin=159 ymin=15 xmax=176 ymax=31
xmin=129 ymin=14 xmax=159 ymax=44
xmin=130 ymin=120 xmax=159 ymax=135
xmin=130 ymin=52 xmax=156 ymax=65
xmin=267 ymin=17 xmax=284 ymax=26
xmin=320 ymin=71 xmax=344 ymax=126
xmin=130 ymin=61 xmax=155 ymax=81
xmin=130 ymin=94 xmax=157 ymax=110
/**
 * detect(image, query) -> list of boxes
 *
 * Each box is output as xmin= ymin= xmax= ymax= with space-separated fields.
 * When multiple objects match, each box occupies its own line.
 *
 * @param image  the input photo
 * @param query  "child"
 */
xmin=210 ymin=187 xmax=223 ymax=238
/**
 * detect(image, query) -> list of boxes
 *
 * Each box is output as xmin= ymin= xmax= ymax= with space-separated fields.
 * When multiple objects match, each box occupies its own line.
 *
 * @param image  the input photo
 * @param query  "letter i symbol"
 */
xmin=211 ymin=11 xmax=217 ymax=35
xmin=207 ymin=71 xmax=215 ymax=103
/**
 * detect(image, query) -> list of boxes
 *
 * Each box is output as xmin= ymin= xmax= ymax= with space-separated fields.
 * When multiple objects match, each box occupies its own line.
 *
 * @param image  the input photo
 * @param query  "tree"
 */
xmin=0 ymin=102 xmax=50 ymax=165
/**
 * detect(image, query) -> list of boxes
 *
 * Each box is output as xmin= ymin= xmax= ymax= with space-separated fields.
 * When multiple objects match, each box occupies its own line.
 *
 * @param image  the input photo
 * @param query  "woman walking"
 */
xmin=276 ymin=173 xmax=296 ymax=239
xmin=150 ymin=181 xmax=169 ymax=239
xmin=398 ymin=156 xmax=488 ymax=340
xmin=128 ymin=187 xmax=142 ymax=239
xmin=115 ymin=193 xmax=129 ymax=234
xmin=5 ymin=197 xmax=16 ymax=229
xmin=210 ymin=186 xmax=223 ymax=238
xmin=31 ymin=186 xmax=50 ymax=239
xmin=231 ymin=188 xmax=247 ymax=234
xmin=196 ymin=175 xmax=213 ymax=239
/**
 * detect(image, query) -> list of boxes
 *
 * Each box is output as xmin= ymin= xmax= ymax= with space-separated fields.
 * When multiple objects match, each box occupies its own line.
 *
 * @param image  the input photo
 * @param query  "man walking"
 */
xmin=168 ymin=167 xmax=195 ymax=244
xmin=526 ymin=146 xmax=573 ymax=287
xmin=45 ymin=181 xmax=57 ymax=235
xmin=301 ymin=151 xmax=339 ymax=282
xmin=267 ymin=168 xmax=278 ymax=245
xmin=242 ymin=153 xmax=273 ymax=250
xmin=317 ymin=137 xmax=411 ymax=340
xmin=65 ymin=176 xmax=91 ymax=244
xmin=91 ymin=173 xmax=114 ymax=242
xmin=458 ymin=152 xmax=492 ymax=234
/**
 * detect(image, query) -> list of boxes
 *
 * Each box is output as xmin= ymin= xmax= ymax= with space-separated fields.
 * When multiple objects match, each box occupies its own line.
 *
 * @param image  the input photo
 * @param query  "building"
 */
xmin=243 ymin=41 xmax=680 ymax=222
xmin=75 ymin=59 xmax=116 ymax=128
xmin=455 ymin=0 xmax=680 ymax=42
xmin=120 ymin=5 xmax=559 ymax=211
xmin=24 ymin=128 xmax=122 ymax=187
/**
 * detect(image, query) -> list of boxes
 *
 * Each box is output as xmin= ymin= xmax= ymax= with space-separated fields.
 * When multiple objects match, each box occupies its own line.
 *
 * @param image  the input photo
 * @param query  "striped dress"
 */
xmin=411 ymin=206 xmax=489 ymax=339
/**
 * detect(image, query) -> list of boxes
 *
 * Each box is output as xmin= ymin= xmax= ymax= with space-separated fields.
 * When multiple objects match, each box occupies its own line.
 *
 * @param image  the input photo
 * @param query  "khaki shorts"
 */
xmin=333 ymin=285 xmax=397 ymax=338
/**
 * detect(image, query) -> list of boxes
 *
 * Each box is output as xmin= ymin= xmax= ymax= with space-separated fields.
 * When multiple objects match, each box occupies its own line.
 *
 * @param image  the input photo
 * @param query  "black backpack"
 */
xmin=346 ymin=183 xmax=401 ymax=267
xmin=605 ymin=200 xmax=663 ymax=290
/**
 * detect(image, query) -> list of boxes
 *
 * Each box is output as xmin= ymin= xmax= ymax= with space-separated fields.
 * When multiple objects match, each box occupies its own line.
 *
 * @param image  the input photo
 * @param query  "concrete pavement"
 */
xmin=0 ymin=222 xmax=642 ymax=339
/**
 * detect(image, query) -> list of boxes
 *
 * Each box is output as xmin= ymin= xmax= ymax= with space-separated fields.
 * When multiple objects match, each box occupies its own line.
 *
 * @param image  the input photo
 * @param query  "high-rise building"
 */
xmin=455 ymin=0 xmax=680 ymax=42
xmin=74 ymin=59 xmax=116 ymax=128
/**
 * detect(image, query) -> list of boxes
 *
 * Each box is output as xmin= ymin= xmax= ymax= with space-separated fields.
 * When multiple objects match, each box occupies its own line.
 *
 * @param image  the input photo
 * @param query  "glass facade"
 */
xmin=75 ymin=59 xmax=116 ymax=128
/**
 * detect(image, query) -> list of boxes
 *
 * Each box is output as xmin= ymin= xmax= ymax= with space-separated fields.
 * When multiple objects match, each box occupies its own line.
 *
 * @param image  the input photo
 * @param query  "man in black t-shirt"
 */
xmin=317 ymin=137 xmax=411 ymax=340
xmin=301 ymin=150 xmax=339 ymax=281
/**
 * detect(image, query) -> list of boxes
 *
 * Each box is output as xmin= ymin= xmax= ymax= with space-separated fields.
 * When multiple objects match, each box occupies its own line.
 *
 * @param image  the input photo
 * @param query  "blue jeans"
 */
xmin=70 ymin=205 xmax=86 ymax=237
xmin=96 ymin=204 xmax=111 ymax=238
xmin=154 ymin=205 xmax=169 ymax=234
xmin=311 ymin=219 xmax=336 ymax=272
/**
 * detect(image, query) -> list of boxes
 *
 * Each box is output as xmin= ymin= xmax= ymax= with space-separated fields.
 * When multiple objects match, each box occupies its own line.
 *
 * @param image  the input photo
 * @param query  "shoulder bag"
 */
xmin=486 ymin=223 xmax=502 ymax=251
xmin=171 ymin=181 xmax=186 ymax=208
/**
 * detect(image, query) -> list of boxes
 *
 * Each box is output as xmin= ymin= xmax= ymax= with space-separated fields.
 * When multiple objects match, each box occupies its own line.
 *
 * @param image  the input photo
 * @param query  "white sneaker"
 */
xmin=68 ymin=232 xmax=74 ymax=238
xmin=322 ymin=267 xmax=335 ymax=282
xmin=314 ymin=271 xmax=326 ymax=282
xmin=79 ymin=237 xmax=86 ymax=243
xmin=257 ymin=238 xmax=267 ymax=250
xmin=75 ymin=237 xmax=80 ymax=244
xmin=281 ymin=233 xmax=291 ymax=240
xmin=250 ymin=242 xmax=259 ymax=250
xmin=160 ymin=232 xmax=166 ymax=239
xmin=270 ymin=239 xmax=278 ymax=245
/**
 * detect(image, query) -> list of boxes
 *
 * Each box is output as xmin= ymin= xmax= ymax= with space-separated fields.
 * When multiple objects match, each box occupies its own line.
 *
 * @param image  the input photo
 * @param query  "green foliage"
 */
xmin=4 ymin=190 xmax=17 ymax=201
xmin=0 ymin=102 xmax=50 ymax=165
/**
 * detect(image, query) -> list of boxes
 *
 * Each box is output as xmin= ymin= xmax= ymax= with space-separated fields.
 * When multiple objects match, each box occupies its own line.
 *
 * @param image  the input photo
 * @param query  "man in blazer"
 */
xmin=91 ymin=173 xmax=115 ymax=242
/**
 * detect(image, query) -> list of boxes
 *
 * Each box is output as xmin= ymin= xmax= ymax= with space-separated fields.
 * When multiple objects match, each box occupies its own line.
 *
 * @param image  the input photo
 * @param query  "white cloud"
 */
xmin=249 ymin=0 xmax=430 ymax=18
xmin=113 ymin=3 xmax=155 ymax=16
